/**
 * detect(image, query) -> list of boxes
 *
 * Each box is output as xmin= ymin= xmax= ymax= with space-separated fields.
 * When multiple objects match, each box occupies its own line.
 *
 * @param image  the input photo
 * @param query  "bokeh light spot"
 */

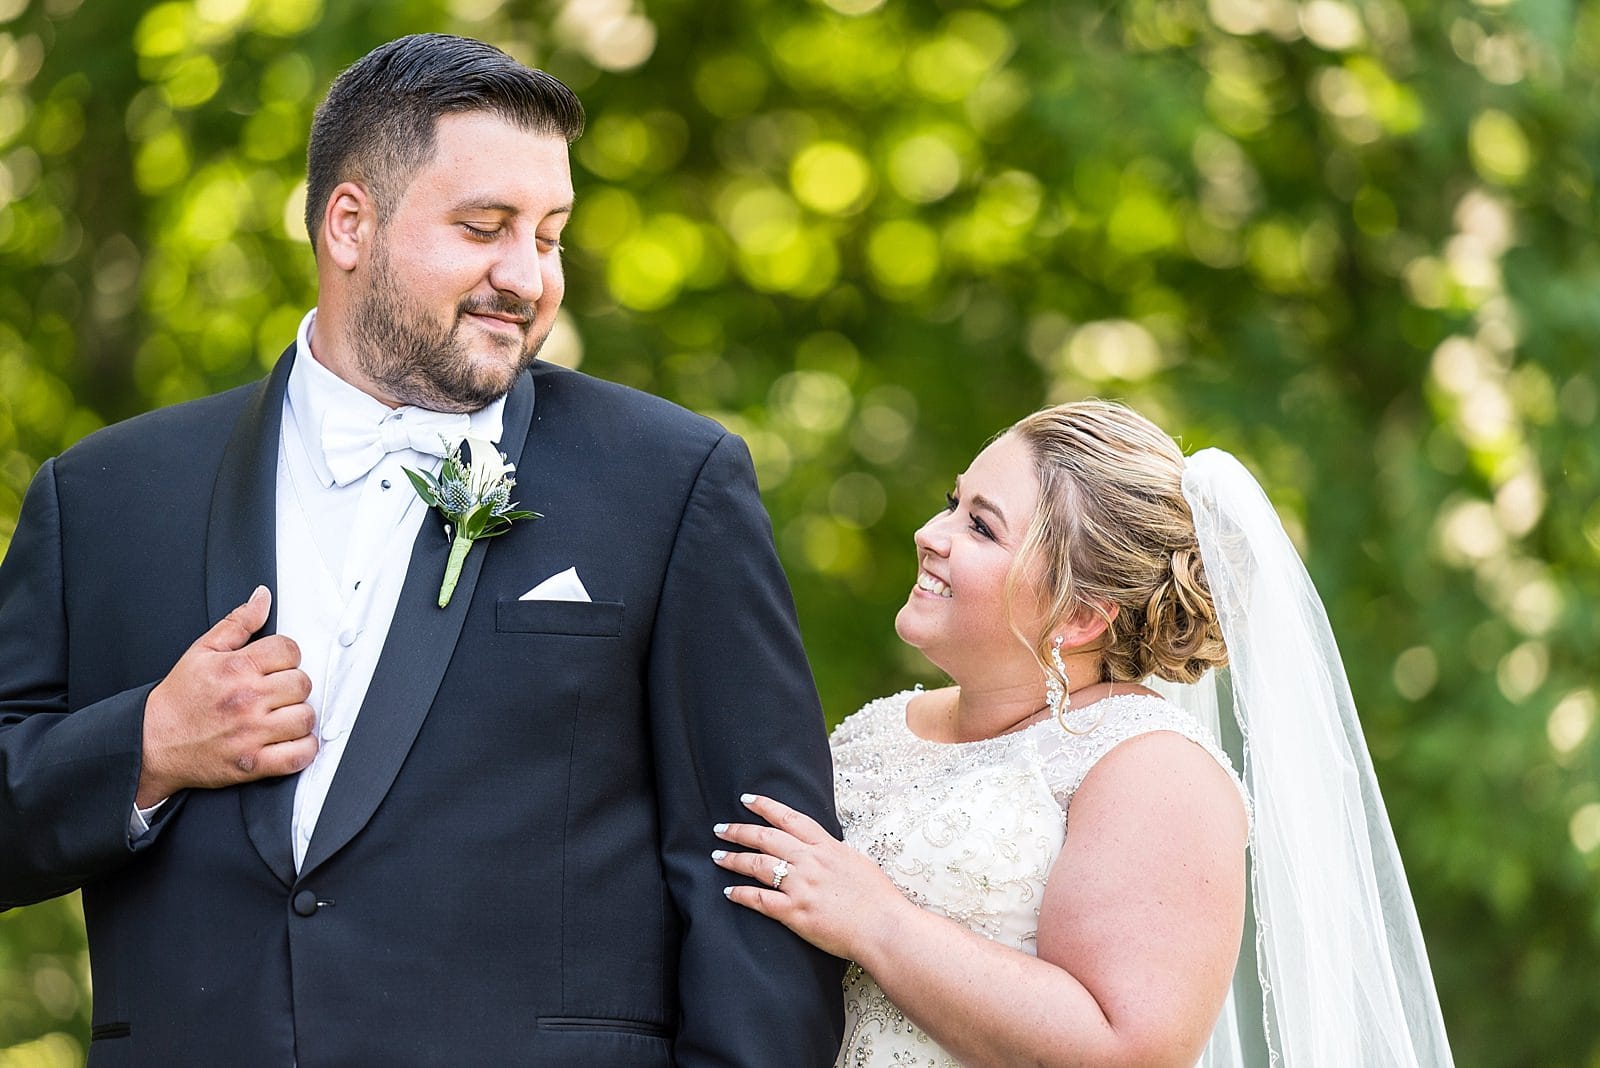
xmin=770 ymin=369 xmax=852 ymax=435
xmin=1470 ymin=109 xmax=1531 ymax=185
xmin=866 ymin=219 xmax=939 ymax=293
xmin=887 ymin=132 xmax=964 ymax=204
xmin=1547 ymin=690 xmax=1596 ymax=757
xmin=1393 ymin=646 xmax=1439 ymax=700
xmin=1569 ymin=803 xmax=1600 ymax=855
xmin=791 ymin=141 xmax=872 ymax=216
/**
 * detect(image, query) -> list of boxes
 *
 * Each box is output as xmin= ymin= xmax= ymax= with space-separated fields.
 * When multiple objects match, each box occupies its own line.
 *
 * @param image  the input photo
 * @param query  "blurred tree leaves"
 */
xmin=2 ymin=0 xmax=1597 ymax=1064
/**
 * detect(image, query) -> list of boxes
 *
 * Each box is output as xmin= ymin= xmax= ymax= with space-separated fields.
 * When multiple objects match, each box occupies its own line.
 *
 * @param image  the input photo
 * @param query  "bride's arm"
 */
xmin=716 ymin=731 xmax=1248 ymax=1068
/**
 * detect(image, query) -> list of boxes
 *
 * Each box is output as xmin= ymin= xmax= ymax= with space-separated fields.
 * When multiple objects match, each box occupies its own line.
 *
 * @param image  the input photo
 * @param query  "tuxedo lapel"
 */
xmin=209 ymin=346 xmax=298 ymax=889
xmin=299 ymin=369 xmax=537 ymax=878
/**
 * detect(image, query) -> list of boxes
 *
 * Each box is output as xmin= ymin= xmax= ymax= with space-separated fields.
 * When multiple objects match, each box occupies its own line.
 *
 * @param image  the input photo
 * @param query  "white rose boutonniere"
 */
xmin=405 ymin=434 xmax=539 ymax=608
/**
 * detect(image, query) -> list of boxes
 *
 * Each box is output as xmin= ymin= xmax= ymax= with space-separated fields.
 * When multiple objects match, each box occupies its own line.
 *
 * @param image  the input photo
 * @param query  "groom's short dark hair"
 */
xmin=304 ymin=33 xmax=585 ymax=249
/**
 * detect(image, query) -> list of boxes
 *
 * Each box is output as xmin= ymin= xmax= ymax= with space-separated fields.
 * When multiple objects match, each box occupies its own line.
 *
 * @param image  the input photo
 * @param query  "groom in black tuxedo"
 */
xmin=0 ymin=34 xmax=843 ymax=1066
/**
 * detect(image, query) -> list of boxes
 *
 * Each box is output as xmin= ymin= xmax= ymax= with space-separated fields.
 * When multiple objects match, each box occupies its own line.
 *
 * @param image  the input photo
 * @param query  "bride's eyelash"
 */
xmin=944 ymin=490 xmax=995 ymax=540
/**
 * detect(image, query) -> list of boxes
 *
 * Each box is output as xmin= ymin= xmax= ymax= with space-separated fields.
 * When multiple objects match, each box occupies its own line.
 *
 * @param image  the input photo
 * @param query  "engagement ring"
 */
xmin=771 ymin=858 xmax=790 ymax=891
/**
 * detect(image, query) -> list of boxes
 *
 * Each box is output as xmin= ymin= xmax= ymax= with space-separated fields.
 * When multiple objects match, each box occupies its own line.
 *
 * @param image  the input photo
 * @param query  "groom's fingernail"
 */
xmin=740 ymin=793 xmax=756 ymax=804
xmin=712 ymin=823 xmax=728 ymax=834
xmin=711 ymin=849 xmax=728 ymax=861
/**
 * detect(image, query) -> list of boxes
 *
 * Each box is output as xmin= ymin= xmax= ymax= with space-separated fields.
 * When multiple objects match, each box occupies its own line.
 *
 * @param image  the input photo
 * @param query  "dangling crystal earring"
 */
xmin=1045 ymin=635 xmax=1069 ymax=725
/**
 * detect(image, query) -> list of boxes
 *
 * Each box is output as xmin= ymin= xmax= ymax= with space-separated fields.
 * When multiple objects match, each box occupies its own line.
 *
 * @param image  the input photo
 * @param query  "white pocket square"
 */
xmin=519 ymin=566 xmax=592 ymax=603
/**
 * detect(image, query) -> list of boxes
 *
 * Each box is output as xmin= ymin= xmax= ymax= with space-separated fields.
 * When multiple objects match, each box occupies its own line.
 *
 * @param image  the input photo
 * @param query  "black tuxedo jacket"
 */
xmin=0 ymin=349 xmax=845 ymax=1066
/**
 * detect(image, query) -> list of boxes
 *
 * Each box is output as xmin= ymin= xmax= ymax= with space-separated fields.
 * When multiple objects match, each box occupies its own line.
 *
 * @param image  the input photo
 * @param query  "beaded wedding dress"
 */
xmin=830 ymin=687 xmax=1247 ymax=1068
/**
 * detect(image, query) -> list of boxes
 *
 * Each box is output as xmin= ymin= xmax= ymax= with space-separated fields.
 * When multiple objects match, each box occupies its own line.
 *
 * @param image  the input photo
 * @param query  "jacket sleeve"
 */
xmin=0 ymin=459 xmax=154 ymax=909
xmin=646 ymin=432 xmax=846 ymax=1066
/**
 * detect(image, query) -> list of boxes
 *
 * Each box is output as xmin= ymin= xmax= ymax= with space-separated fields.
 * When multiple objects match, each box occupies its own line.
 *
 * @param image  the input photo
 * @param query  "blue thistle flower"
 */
xmin=439 ymin=478 xmax=473 ymax=515
xmin=484 ymin=481 xmax=512 ymax=514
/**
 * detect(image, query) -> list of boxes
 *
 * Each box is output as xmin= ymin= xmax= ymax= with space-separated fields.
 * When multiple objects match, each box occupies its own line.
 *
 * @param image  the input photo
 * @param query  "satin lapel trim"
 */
xmin=299 ymin=369 xmax=538 ymax=878
xmin=210 ymin=347 xmax=298 ymax=889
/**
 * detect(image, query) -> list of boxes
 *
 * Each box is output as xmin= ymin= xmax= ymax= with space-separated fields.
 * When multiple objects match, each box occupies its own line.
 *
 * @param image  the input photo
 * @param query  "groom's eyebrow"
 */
xmin=450 ymin=198 xmax=576 ymax=219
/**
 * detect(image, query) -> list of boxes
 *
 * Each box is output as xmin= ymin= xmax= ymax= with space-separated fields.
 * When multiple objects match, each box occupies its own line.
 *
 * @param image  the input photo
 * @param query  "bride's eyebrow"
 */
xmin=967 ymin=492 xmax=1009 ymax=533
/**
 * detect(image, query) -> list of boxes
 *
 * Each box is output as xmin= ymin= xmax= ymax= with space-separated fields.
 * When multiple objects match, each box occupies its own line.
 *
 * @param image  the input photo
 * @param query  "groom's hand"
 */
xmin=136 ymin=585 xmax=318 ymax=807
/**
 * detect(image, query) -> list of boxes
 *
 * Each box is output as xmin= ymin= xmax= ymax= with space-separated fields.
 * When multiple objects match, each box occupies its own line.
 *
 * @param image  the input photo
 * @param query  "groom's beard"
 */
xmin=350 ymin=242 xmax=550 ymax=413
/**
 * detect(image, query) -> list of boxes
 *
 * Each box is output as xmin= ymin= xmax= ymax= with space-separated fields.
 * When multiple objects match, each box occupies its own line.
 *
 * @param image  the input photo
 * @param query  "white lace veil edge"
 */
xmin=1150 ymin=448 xmax=1455 ymax=1068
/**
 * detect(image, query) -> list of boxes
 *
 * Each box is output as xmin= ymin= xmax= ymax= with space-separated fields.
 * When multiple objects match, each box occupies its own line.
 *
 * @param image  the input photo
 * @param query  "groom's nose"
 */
xmin=487 ymin=233 xmax=544 ymax=302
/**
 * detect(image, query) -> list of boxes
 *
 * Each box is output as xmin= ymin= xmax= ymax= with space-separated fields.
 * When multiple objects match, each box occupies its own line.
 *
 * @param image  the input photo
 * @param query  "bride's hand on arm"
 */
xmin=717 ymin=734 xmax=1249 ymax=1068
xmin=714 ymin=793 xmax=915 ymax=961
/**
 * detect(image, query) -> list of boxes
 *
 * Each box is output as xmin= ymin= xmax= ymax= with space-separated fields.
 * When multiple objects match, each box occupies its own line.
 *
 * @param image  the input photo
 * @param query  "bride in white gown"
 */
xmin=713 ymin=401 xmax=1454 ymax=1067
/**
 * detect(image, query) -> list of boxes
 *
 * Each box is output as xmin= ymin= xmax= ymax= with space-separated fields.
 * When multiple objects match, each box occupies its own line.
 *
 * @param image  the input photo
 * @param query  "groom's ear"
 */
xmin=322 ymin=181 xmax=375 ymax=272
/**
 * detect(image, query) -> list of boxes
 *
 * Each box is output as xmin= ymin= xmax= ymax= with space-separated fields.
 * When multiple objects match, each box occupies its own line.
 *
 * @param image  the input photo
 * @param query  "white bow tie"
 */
xmin=320 ymin=408 xmax=472 ymax=486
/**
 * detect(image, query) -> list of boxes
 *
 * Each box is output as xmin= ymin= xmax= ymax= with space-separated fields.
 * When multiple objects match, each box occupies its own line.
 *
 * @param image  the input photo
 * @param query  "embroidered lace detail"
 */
xmin=830 ymin=689 xmax=1249 ymax=1068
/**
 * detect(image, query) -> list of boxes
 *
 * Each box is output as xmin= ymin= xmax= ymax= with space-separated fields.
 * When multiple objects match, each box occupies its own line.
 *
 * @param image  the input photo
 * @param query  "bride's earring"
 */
xmin=1045 ymin=635 xmax=1069 ymax=725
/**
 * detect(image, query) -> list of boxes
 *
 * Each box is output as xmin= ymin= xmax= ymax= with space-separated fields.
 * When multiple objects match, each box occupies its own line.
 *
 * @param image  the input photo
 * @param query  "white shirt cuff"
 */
xmin=129 ymin=797 xmax=168 ymax=840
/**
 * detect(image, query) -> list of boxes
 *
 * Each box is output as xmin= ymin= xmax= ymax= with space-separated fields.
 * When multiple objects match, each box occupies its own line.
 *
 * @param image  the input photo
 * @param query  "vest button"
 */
xmin=292 ymin=890 xmax=319 ymax=917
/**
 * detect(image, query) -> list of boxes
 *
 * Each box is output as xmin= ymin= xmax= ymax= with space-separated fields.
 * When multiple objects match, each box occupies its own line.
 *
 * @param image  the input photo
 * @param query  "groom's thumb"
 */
xmin=203 ymin=584 xmax=271 ymax=652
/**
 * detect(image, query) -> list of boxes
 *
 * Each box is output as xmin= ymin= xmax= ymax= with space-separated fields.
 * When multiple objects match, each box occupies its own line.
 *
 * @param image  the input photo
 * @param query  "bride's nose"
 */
xmin=913 ymin=514 xmax=951 ymax=556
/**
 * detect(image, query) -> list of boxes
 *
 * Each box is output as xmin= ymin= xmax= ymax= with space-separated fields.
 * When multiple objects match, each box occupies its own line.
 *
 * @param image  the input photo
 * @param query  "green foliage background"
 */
xmin=1 ymin=0 xmax=1597 ymax=1064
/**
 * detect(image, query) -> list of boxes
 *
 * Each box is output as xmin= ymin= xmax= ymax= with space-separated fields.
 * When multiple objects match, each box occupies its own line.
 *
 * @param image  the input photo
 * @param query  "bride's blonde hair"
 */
xmin=1002 ymin=400 xmax=1229 ymax=689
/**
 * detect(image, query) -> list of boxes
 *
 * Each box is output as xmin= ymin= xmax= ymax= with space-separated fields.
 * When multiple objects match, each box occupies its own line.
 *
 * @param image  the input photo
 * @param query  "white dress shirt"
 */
xmin=279 ymin=309 xmax=503 ymax=870
xmin=132 ymin=309 xmax=505 ymax=868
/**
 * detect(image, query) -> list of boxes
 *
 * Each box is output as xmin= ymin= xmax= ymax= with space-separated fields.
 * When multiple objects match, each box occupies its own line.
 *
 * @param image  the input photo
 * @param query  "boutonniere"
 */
xmin=405 ymin=434 xmax=539 ymax=608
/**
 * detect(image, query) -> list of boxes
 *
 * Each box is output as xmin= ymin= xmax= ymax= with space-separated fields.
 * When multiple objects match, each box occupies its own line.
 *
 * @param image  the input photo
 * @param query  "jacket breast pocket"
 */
xmin=534 ymin=1017 xmax=671 ymax=1066
xmin=86 ymin=1023 xmax=131 ymax=1068
xmin=494 ymin=598 xmax=624 ymax=637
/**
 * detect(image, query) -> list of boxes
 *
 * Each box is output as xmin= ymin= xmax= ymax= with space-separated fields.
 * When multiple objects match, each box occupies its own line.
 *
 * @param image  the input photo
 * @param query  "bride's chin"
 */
xmin=894 ymin=613 xmax=947 ymax=666
xmin=892 ymin=604 xmax=923 ymax=645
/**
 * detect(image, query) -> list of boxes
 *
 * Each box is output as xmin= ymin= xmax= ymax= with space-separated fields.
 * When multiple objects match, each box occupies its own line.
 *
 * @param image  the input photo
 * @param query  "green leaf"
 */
xmin=403 ymin=466 xmax=440 ymax=507
xmin=457 ymin=505 xmax=489 ymax=539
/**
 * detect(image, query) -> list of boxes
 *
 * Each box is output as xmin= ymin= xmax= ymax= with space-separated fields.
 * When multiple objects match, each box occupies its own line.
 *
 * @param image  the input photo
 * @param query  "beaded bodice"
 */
xmin=830 ymin=688 xmax=1245 ymax=1068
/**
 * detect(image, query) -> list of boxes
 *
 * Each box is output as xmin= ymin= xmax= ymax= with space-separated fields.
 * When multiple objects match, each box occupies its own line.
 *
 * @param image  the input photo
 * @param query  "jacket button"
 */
xmin=292 ymin=890 xmax=319 ymax=917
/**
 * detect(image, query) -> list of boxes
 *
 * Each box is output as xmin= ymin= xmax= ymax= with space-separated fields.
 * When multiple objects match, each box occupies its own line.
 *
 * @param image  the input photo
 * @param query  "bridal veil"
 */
xmin=1150 ymin=448 xmax=1455 ymax=1067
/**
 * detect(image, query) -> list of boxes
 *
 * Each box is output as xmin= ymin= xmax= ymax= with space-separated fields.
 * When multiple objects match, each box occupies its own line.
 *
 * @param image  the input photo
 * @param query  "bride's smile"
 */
xmin=894 ymin=432 xmax=1044 ymax=683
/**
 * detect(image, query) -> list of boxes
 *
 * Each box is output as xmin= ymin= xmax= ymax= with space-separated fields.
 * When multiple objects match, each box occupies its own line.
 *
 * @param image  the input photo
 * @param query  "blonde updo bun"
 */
xmin=1129 ymin=546 xmax=1230 ymax=685
xmin=1002 ymin=401 xmax=1229 ymax=686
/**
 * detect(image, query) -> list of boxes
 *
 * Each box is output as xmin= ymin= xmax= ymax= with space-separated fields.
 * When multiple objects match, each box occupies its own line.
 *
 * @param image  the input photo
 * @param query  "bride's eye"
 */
xmin=944 ymin=490 xmax=959 ymax=513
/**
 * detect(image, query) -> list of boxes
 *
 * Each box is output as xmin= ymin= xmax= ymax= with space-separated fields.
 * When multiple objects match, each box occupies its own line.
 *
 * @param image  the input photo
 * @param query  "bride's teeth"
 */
xmin=916 ymin=573 xmax=952 ymax=598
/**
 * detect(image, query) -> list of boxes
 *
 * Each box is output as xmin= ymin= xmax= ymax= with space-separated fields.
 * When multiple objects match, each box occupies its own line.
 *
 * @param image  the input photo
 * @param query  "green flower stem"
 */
xmin=438 ymin=534 xmax=475 ymax=608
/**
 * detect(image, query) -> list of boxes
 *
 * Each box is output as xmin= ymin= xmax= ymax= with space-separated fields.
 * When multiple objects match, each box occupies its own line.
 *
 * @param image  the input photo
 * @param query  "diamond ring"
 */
xmin=771 ymin=858 xmax=790 ymax=891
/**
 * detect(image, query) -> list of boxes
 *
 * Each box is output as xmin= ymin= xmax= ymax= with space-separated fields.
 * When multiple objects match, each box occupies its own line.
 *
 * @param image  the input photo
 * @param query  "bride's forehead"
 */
xmin=962 ymin=435 xmax=1036 ymax=487
xmin=953 ymin=434 xmax=1043 ymax=511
